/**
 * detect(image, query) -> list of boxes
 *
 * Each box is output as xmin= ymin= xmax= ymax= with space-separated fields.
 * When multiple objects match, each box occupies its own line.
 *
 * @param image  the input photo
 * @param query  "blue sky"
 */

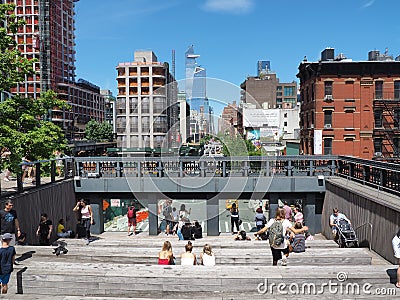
xmin=74 ymin=0 xmax=400 ymax=114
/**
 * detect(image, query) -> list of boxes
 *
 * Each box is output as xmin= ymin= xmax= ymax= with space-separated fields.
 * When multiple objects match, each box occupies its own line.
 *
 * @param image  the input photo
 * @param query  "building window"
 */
xmin=393 ymin=138 xmax=400 ymax=156
xmin=394 ymin=81 xmax=400 ymax=99
xmin=129 ymin=98 xmax=138 ymax=113
xmin=284 ymin=86 xmax=295 ymax=96
xmin=374 ymin=110 xmax=383 ymax=128
xmin=284 ymin=113 xmax=287 ymax=118
xmin=141 ymin=97 xmax=149 ymax=113
xmin=374 ymin=138 xmax=382 ymax=154
xmin=116 ymin=98 xmax=126 ymax=114
xmin=324 ymin=110 xmax=332 ymax=127
xmin=375 ymin=81 xmax=383 ymax=99
xmin=130 ymin=116 xmax=138 ymax=132
xmin=324 ymin=82 xmax=333 ymax=96
xmin=394 ymin=110 xmax=400 ymax=128
xmin=324 ymin=138 xmax=332 ymax=155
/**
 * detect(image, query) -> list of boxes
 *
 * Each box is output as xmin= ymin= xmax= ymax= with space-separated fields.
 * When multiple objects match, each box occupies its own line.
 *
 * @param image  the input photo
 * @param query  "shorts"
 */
xmin=128 ymin=218 xmax=137 ymax=226
xmin=392 ymin=235 xmax=400 ymax=259
xmin=0 ymin=273 xmax=11 ymax=284
xmin=271 ymin=246 xmax=289 ymax=262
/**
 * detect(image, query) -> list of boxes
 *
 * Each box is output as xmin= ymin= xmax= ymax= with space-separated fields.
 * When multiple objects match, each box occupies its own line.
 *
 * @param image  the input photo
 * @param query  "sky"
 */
xmin=74 ymin=0 xmax=400 ymax=115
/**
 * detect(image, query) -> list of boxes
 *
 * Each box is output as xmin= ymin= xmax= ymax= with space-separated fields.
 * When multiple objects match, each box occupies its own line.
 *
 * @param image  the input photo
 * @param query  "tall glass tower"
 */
xmin=185 ymin=45 xmax=212 ymax=140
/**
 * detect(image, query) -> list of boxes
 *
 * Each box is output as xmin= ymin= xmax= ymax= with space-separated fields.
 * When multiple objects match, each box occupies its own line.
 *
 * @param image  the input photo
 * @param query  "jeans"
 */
xmin=81 ymin=218 xmax=91 ymax=239
xmin=231 ymin=217 xmax=239 ymax=233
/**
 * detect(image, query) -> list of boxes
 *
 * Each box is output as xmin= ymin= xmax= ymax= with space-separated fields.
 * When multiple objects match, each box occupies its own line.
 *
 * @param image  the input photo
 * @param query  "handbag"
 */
xmin=238 ymin=219 xmax=243 ymax=226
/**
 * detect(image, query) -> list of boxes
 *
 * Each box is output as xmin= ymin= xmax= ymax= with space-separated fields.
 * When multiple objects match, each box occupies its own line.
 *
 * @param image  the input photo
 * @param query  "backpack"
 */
xmin=268 ymin=219 xmax=284 ymax=247
xmin=127 ymin=206 xmax=136 ymax=218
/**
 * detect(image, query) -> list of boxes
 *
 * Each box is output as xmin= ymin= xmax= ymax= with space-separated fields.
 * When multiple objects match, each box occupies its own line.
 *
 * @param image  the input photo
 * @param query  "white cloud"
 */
xmin=362 ymin=0 xmax=375 ymax=8
xmin=203 ymin=0 xmax=254 ymax=14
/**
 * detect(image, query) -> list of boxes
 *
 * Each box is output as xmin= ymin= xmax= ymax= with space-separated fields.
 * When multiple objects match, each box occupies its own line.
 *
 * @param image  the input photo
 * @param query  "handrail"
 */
xmin=353 ymin=222 xmax=373 ymax=251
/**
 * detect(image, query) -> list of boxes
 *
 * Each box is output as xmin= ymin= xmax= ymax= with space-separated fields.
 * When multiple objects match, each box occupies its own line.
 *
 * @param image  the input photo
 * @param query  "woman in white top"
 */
xmin=255 ymin=208 xmax=308 ymax=266
xmin=73 ymin=199 xmax=93 ymax=244
xmin=200 ymin=244 xmax=215 ymax=266
xmin=180 ymin=241 xmax=196 ymax=265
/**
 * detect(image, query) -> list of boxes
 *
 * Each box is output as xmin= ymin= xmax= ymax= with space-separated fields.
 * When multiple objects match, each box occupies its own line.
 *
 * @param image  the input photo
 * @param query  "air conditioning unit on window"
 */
xmin=324 ymin=124 xmax=332 ymax=129
xmin=324 ymin=95 xmax=333 ymax=101
xmin=374 ymin=152 xmax=382 ymax=157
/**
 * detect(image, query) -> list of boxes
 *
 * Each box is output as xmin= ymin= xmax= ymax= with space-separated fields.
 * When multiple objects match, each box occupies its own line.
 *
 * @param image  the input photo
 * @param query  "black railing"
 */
xmin=0 ymin=157 xmax=75 ymax=197
xmin=3 ymin=155 xmax=400 ymax=198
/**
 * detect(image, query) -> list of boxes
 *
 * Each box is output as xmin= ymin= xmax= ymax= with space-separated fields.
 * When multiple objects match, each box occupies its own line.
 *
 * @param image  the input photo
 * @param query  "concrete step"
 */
xmin=15 ymin=245 xmax=372 ymax=266
xmin=10 ymin=264 xmax=398 ymax=298
xmin=5 ymin=232 xmax=395 ymax=299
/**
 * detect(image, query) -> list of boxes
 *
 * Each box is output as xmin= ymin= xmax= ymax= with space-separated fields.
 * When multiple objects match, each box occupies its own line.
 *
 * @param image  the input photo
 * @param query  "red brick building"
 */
xmin=5 ymin=0 xmax=104 ymax=140
xmin=297 ymin=48 xmax=400 ymax=160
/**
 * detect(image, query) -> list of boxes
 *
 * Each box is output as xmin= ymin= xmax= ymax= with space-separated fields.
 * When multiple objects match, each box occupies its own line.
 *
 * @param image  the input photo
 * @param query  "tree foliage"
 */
xmin=0 ymin=3 xmax=68 ymax=173
xmin=0 ymin=4 xmax=35 ymax=92
xmin=216 ymin=133 xmax=264 ymax=156
xmin=85 ymin=120 xmax=114 ymax=142
xmin=0 ymin=91 xmax=69 ymax=172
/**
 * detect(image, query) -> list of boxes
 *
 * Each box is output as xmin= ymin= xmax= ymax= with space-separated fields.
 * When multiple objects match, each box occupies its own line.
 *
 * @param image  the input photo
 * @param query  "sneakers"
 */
xmin=281 ymin=256 xmax=287 ymax=266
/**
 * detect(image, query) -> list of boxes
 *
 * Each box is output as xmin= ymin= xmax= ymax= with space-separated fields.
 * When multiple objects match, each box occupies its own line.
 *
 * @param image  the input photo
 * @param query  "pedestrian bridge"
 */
xmin=72 ymin=155 xmax=400 ymax=240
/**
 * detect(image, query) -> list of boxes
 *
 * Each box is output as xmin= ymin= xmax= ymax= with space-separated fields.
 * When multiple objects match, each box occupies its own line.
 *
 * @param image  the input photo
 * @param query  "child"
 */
xmin=0 ymin=233 xmax=16 ymax=294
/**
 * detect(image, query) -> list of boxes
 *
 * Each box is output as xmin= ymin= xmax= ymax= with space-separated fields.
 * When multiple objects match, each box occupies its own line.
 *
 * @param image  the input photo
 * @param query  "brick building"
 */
xmin=297 ymin=48 xmax=400 ymax=159
xmin=5 ymin=0 xmax=104 ymax=140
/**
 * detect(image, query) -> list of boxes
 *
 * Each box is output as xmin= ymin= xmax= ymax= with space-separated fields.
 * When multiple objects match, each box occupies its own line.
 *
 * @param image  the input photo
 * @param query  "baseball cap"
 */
xmin=1 ymin=233 xmax=13 ymax=240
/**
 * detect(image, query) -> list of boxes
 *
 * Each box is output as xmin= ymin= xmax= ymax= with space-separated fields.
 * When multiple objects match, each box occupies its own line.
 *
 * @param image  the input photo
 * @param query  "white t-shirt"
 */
xmin=265 ymin=218 xmax=292 ymax=250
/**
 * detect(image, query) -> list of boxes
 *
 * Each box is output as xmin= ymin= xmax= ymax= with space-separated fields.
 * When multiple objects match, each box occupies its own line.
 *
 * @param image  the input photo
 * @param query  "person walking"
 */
xmin=36 ymin=213 xmax=53 ymax=246
xmin=0 ymin=233 xmax=16 ymax=295
xmin=255 ymin=208 xmax=308 ymax=266
xmin=73 ymin=199 xmax=94 ymax=245
xmin=127 ymin=202 xmax=137 ymax=236
xmin=392 ymin=228 xmax=400 ymax=288
xmin=0 ymin=200 xmax=21 ymax=246
xmin=230 ymin=203 xmax=240 ymax=234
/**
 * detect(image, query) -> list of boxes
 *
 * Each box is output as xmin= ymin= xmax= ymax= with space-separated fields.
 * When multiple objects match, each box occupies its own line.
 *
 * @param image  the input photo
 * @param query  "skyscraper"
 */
xmin=5 ymin=0 xmax=104 ymax=140
xmin=185 ymin=45 xmax=212 ymax=140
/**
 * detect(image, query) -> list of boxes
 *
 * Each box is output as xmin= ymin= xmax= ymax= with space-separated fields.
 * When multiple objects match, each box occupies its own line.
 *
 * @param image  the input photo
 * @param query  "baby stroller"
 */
xmin=335 ymin=218 xmax=359 ymax=248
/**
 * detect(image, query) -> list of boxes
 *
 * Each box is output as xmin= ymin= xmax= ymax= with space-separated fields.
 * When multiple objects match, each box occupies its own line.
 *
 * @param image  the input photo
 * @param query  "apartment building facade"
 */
xmin=5 ymin=0 xmax=104 ymax=140
xmin=297 ymin=48 xmax=400 ymax=159
xmin=240 ymin=72 xmax=297 ymax=110
xmin=115 ymin=50 xmax=177 ymax=149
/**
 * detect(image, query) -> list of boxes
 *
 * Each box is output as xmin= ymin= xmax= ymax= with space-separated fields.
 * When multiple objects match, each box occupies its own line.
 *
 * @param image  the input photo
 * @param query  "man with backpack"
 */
xmin=127 ymin=202 xmax=136 ymax=236
xmin=255 ymin=208 xmax=308 ymax=266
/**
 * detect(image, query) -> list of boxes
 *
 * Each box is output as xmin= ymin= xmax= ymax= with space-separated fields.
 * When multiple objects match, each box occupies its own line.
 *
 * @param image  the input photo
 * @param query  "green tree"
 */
xmin=217 ymin=133 xmax=264 ymax=156
xmin=85 ymin=120 xmax=114 ymax=142
xmin=0 ymin=91 xmax=69 ymax=172
xmin=0 ymin=3 xmax=69 ymax=173
xmin=0 ymin=4 xmax=35 ymax=92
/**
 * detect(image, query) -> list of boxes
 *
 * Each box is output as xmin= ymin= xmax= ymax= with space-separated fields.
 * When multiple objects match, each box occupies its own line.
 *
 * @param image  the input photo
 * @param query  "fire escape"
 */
xmin=373 ymin=89 xmax=400 ymax=160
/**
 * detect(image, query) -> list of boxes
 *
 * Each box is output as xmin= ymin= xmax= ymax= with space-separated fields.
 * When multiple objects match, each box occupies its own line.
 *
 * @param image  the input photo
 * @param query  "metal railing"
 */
xmin=353 ymin=222 xmax=373 ymax=251
xmin=74 ymin=155 xmax=340 ymax=179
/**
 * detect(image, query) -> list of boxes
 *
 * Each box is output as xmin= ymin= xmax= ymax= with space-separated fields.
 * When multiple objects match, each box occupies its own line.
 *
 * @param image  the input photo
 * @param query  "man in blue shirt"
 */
xmin=0 ymin=233 xmax=16 ymax=294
